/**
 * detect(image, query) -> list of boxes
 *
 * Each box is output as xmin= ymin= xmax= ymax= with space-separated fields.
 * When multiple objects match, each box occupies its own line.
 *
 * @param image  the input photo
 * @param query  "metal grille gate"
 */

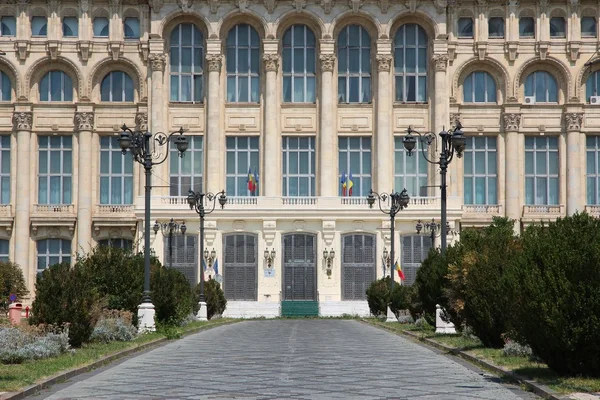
xmin=164 ymin=235 xmax=197 ymax=285
xmin=341 ymin=234 xmax=376 ymax=300
xmin=402 ymin=235 xmax=433 ymax=285
xmin=282 ymin=234 xmax=316 ymax=300
xmin=223 ymin=234 xmax=258 ymax=301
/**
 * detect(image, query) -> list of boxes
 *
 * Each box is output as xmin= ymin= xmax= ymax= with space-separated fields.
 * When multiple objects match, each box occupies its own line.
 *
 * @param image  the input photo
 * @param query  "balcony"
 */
xmin=461 ymin=204 xmax=503 ymax=226
xmin=585 ymin=205 xmax=600 ymax=217
xmin=31 ymin=204 xmax=76 ymax=234
xmin=522 ymin=204 xmax=565 ymax=222
xmin=33 ymin=204 xmax=75 ymax=214
xmin=0 ymin=204 xmax=11 ymax=217
xmin=96 ymin=204 xmax=135 ymax=214
xmin=93 ymin=204 xmax=137 ymax=233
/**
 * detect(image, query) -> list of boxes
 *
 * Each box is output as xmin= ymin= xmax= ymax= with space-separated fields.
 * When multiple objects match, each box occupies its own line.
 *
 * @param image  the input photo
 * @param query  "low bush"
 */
xmin=152 ymin=265 xmax=195 ymax=325
xmin=196 ymin=278 xmax=227 ymax=320
xmin=414 ymin=248 xmax=449 ymax=326
xmin=390 ymin=284 xmax=412 ymax=316
xmin=0 ymin=326 xmax=70 ymax=364
xmin=0 ymin=261 xmax=28 ymax=314
xmin=366 ymin=277 xmax=391 ymax=317
xmin=90 ymin=310 xmax=137 ymax=343
xmin=502 ymin=339 xmax=533 ymax=358
xmin=415 ymin=317 xmax=433 ymax=331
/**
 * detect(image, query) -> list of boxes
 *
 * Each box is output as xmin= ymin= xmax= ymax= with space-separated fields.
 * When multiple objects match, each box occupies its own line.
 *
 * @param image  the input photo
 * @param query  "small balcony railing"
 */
xmin=33 ymin=204 xmax=75 ymax=213
xmin=96 ymin=204 xmax=135 ymax=214
xmin=463 ymin=204 xmax=502 ymax=214
xmin=523 ymin=205 xmax=564 ymax=215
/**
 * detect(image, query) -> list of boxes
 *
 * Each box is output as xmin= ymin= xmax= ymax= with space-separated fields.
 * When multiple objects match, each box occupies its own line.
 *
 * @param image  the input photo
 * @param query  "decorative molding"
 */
xmin=432 ymin=53 xmax=449 ymax=71
xmin=536 ymin=41 xmax=550 ymax=60
xmin=320 ymin=54 xmax=336 ymax=72
xmin=208 ymin=0 xmax=219 ymax=13
xmin=569 ymin=0 xmax=580 ymax=14
xmin=505 ymin=41 xmax=518 ymax=62
xmin=503 ymin=113 xmax=521 ymax=132
xmin=79 ymin=0 xmax=90 ymax=13
xmin=78 ymin=40 xmax=91 ymax=62
xmin=108 ymin=228 xmax=122 ymax=239
xmin=262 ymin=220 xmax=276 ymax=247
xmin=379 ymin=0 xmax=389 ymax=13
xmin=203 ymin=221 xmax=217 ymax=247
xmin=177 ymin=0 xmax=193 ymax=12
xmin=47 ymin=227 xmax=60 ymax=239
xmin=236 ymin=0 xmax=248 ymax=12
xmin=233 ymin=220 xmax=245 ymax=231
xmin=148 ymin=0 xmax=163 ymax=12
xmin=294 ymin=0 xmax=306 ymax=12
xmin=75 ymin=112 xmax=94 ymax=131
xmin=148 ymin=53 xmax=166 ymax=71
xmin=135 ymin=112 xmax=148 ymax=131
xmin=434 ymin=0 xmax=447 ymax=14
xmin=449 ymin=113 xmax=461 ymax=127
xmin=109 ymin=41 xmax=123 ymax=61
xmin=405 ymin=0 xmax=418 ymax=13
xmin=376 ymin=54 xmax=392 ymax=72
xmin=508 ymin=0 xmax=518 ymax=15
xmin=565 ymin=113 xmax=583 ymax=131
xmin=264 ymin=0 xmax=275 ymax=13
xmin=321 ymin=0 xmax=333 ymax=13
xmin=17 ymin=0 xmax=30 ymax=13
xmin=568 ymin=41 xmax=581 ymax=62
xmin=476 ymin=0 xmax=487 ymax=14
xmin=13 ymin=112 xmax=33 ymax=131
xmin=349 ymin=0 xmax=362 ymax=12
xmin=293 ymin=220 xmax=305 ymax=231
xmin=263 ymin=54 xmax=279 ymax=72
xmin=206 ymin=54 xmax=222 ymax=72
xmin=46 ymin=40 xmax=61 ymax=60
xmin=539 ymin=0 xmax=548 ymax=15
xmin=15 ymin=40 xmax=30 ymax=62
xmin=322 ymin=221 xmax=336 ymax=246
xmin=476 ymin=42 xmax=487 ymax=61
xmin=48 ymin=0 xmax=60 ymax=13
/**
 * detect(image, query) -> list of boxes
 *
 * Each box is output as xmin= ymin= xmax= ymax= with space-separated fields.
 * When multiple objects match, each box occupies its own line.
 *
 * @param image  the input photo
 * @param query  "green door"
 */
xmin=281 ymin=233 xmax=318 ymax=317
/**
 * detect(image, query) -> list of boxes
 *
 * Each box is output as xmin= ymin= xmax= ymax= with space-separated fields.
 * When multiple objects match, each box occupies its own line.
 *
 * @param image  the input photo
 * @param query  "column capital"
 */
xmin=263 ymin=54 xmax=279 ymax=72
xmin=75 ymin=112 xmax=94 ymax=131
xmin=565 ymin=112 xmax=583 ymax=131
xmin=148 ymin=53 xmax=167 ymax=71
xmin=376 ymin=54 xmax=392 ymax=72
xmin=319 ymin=53 xmax=336 ymax=72
xmin=13 ymin=111 xmax=33 ymax=131
xmin=206 ymin=54 xmax=222 ymax=72
xmin=431 ymin=53 xmax=449 ymax=71
xmin=450 ymin=112 xmax=461 ymax=127
xmin=136 ymin=112 xmax=148 ymax=132
xmin=503 ymin=113 xmax=521 ymax=132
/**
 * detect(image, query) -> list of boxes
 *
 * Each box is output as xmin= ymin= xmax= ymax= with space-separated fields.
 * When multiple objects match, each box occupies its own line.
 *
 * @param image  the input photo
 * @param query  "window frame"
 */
xmin=394 ymin=23 xmax=428 ymax=103
xmin=586 ymin=70 xmax=600 ymax=102
xmin=337 ymin=24 xmax=372 ymax=104
xmin=101 ymin=71 xmax=134 ymax=102
xmin=31 ymin=16 xmax=47 ymax=37
xmin=123 ymin=17 xmax=140 ymax=39
xmin=463 ymin=71 xmax=497 ymax=103
xmin=582 ymin=16 xmax=597 ymax=38
xmin=338 ymin=136 xmax=372 ymax=197
xmin=488 ymin=17 xmax=505 ymax=38
xmin=36 ymin=239 xmax=71 ymax=274
xmin=169 ymin=23 xmax=205 ymax=103
xmin=226 ymin=136 xmax=260 ymax=197
xmin=98 ymin=238 xmax=132 ymax=250
xmin=62 ymin=16 xmax=78 ymax=38
xmin=0 ymin=135 xmax=10 ymax=205
xmin=100 ymin=136 xmax=133 ymax=205
xmin=169 ymin=135 xmax=203 ymax=196
xmin=394 ymin=137 xmax=428 ymax=197
xmin=40 ymin=70 xmax=73 ymax=102
xmin=524 ymin=71 xmax=558 ymax=103
xmin=457 ymin=17 xmax=474 ymax=38
xmin=0 ymin=238 xmax=8 ymax=262
xmin=550 ymin=17 xmax=566 ymax=38
xmin=463 ymin=136 xmax=498 ymax=206
xmin=587 ymin=136 xmax=600 ymax=205
xmin=282 ymin=136 xmax=316 ymax=197
xmin=524 ymin=136 xmax=559 ymax=206
xmin=0 ymin=71 xmax=11 ymax=102
xmin=38 ymin=135 xmax=73 ymax=205
xmin=401 ymin=235 xmax=432 ymax=286
xmin=0 ymin=16 xmax=16 ymax=37
xmin=226 ymin=24 xmax=261 ymax=103
xmin=282 ymin=24 xmax=316 ymax=104
xmin=519 ymin=17 xmax=535 ymax=38
xmin=93 ymin=17 xmax=109 ymax=38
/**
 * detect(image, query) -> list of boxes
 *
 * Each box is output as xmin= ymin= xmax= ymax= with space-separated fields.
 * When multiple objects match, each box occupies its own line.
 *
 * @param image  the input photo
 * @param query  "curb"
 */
xmin=361 ymin=320 xmax=569 ymax=400
xmin=0 ymin=319 xmax=239 ymax=400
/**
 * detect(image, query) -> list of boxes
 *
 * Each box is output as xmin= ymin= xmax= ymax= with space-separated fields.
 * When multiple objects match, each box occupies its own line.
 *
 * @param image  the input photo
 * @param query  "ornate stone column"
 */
xmin=263 ymin=54 xmax=280 ymax=197
xmin=565 ymin=112 xmax=583 ymax=215
xmin=206 ymin=54 xmax=223 ymax=192
xmin=75 ymin=112 xmax=94 ymax=253
xmin=432 ymin=54 xmax=451 ymax=194
xmin=13 ymin=112 xmax=33 ymax=288
xmin=376 ymin=54 xmax=392 ymax=193
xmin=503 ymin=113 xmax=521 ymax=232
xmin=148 ymin=53 xmax=166 ymax=194
xmin=319 ymin=53 xmax=336 ymax=197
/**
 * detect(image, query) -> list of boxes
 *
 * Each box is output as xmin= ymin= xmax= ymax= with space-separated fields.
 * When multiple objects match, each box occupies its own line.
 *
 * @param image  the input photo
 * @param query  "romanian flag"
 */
xmin=253 ymin=169 xmax=259 ymax=194
xmin=348 ymin=172 xmax=354 ymax=196
xmin=247 ymin=167 xmax=256 ymax=192
xmin=395 ymin=261 xmax=406 ymax=281
xmin=341 ymin=171 xmax=347 ymax=196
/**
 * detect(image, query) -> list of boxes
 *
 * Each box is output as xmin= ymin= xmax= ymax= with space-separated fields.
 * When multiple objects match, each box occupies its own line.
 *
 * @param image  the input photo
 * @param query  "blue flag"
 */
xmin=202 ymin=258 xmax=207 ymax=271
xmin=213 ymin=258 xmax=219 ymax=275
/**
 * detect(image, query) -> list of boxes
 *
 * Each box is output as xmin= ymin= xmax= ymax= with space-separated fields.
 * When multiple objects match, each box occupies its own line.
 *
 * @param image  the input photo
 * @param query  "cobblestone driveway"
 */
xmin=37 ymin=320 xmax=538 ymax=400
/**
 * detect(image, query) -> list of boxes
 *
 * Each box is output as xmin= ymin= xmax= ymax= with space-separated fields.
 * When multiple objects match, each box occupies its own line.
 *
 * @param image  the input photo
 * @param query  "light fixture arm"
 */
xmin=120 ymin=125 xmax=187 ymax=168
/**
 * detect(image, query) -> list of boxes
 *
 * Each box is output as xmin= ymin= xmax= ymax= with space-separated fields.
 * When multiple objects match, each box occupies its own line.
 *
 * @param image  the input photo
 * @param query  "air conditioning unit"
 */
xmin=524 ymin=96 xmax=536 ymax=105
xmin=591 ymin=96 xmax=600 ymax=105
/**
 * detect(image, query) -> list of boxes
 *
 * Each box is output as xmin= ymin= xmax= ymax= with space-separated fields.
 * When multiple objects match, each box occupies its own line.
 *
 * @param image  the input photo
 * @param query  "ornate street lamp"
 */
xmin=187 ymin=189 xmax=227 ymax=320
xmin=402 ymin=121 xmax=465 ymax=252
xmin=367 ymin=188 xmax=410 ymax=322
xmin=153 ymin=218 xmax=187 ymax=269
xmin=119 ymin=124 xmax=188 ymax=332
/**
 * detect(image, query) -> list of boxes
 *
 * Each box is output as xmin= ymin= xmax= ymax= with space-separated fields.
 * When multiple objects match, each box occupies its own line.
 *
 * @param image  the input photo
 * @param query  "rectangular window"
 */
xmin=458 ymin=17 xmax=474 ymax=38
xmin=282 ymin=136 xmax=316 ymax=197
xmin=586 ymin=136 xmax=600 ymax=205
xmin=93 ymin=17 xmax=109 ymax=37
xmin=62 ymin=16 xmax=78 ymax=37
xmin=124 ymin=17 xmax=140 ymax=39
xmin=525 ymin=136 xmax=559 ymax=205
xmin=100 ymin=136 xmax=133 ymax=205
xmin=488 ymin=17 xmax=505 ymax=38
xmin=401 ymin=235 xmax=432 ymax=286
xmin=338 ymin=136 xmax=371 ymax=197
xmin=582 ymin=17 xmax=597 ymax=38
xmin=170 ymin=136 xmax=203 ymax=196
xmin=0 ymin=239 xmax=8 ymax=262
xmin=38 ymin=136 xmax=72 ymax=205
xmin=463 ymin=136 xmax=498 ymax=205
xmin=0 ymin=135 xmax=9 ymax=204
xmin=31 ymin=16 xmax=47 ymax=37
xmin=0 ymin=16 xmax=16 ymax=36
xmin=550 ymin=17 xmax=566 ymax=38
xmin=394 ymin=137 xmax=427 ymax=197
xmin=519 ymin=17 xmax=535 ymax=38
xmin=98 ymin=238 xmax=132 ymax=250
xmin=226 ymin=136 xmax=260 ymax=197
xmin=37 ymin=239 xmax=71 ymax=273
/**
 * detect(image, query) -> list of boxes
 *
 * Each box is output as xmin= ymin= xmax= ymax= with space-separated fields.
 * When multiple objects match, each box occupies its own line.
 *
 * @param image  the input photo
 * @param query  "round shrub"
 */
xmin=195 ymin=278 xmax=227 ymax=320
xmin=366 ymin=277 xmax=391 ymax=317
xmin=0 ymin=261 xmax=28 ymax=314
xmin=507 ymin=213 xmax=600 ymax=376
xmin=151 ymin=265 xmax=195 ymax=325
xmin=414 ymin=248 xmax=448 ymax=325
xmin=390 ymin=284 xmax=412 ymax=316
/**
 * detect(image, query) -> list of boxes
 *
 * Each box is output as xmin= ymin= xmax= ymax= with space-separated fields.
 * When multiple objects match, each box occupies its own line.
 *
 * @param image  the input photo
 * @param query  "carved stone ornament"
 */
xmin=177 ymin=0 xmax=193 ymax=12
xmin=206 ymin=54 xmax=222 ymax=72
xmin=208 ymin=0 xmax=219 ymax=13
xmin=569 ymin=0 xmax=579 ymax=14
xmin=376 ymin=54 xmax=392 ymax=72
xmin=349 ymin=0 xmax=363 ymax=12
xmin=450 ymin=113 xmax=461 ymax=127
xmin=321 ymin=0 xmax=333 ymax=13
xmin=47 ymin=227 xmax=60 ymax=239
xmin=503 ymin=113 xmax=521 ymax=132
xmin=320 ymin=54 xmax=336 ymax=72
xmin=75 ymin=112 xmax=94 ymax=131
xmin=149 ymin=0 xmax=163 ymax=12
xmin=294 ymin=0 xmax=306 ymax=12
xmin=432 ymin=54 xmax=449 ymax=71
xmin=148 ymin=53 xmax=167 ymax=71
xmin=565 ymin=113 xmax=583 ymax=131
xmin=379 ymin=0 xmax=389 ymax=13
xmin=264 ymin=0 xmax=275 ymax=13
xmin=405 ymin=0 xmax=418 ymax=13
xmin=17 ymin=0 xmax=31 ymax=13
xmin=263 ymin=54 xmax=279 ymax=72
xmin=13 ymin=112 xmax=33 ymax=131
xmin=79 ymin=0 xmax=89 ymax=13
xmin=434 ymin=0 xmax=447 ymax=14
xmin=135 ymin=112 xmax=148 ymax=131
xmin=539 ymin=0 xmax=548 ymax=15
xmin=508 ymin=0 xmax=518 ymax=15
xmin=236 ymin=0 xmax=248 ymax=12
xmin=48 ymin=0 xmax=60 ymax=13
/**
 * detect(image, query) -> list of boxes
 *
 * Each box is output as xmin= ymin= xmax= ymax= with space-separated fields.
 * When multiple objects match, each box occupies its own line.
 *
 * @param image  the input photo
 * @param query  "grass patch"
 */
xmin=0 ymin=319 xmax=236 ymax=393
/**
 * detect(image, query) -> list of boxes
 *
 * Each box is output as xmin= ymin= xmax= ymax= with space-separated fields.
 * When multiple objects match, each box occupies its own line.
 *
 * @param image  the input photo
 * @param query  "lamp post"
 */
xmin=402 ymin=122 xmax=466 ymax=252
xmin=119 ymin=125 xmax=188 ymax=332
xmin=367 ymin=188 xmax=410 ymax=322
xmin=153 ymin=218 xmax=187 ymax=269
xmin=187 ymin=189 xmax=227 ymax=321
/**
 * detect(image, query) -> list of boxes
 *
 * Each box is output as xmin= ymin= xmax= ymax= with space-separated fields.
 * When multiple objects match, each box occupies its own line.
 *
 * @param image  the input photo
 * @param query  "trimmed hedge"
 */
xmin=366 ymin=277 xmax=412 ymax=318
xmin=0 ymin=261 xmax=28 ymax=314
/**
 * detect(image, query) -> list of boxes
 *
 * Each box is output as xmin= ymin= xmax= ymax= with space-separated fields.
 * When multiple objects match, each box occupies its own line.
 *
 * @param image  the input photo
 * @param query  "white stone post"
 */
xmin=376 ymin=54 xmax=392 ymax=193
xmin=504 ymin=113 xmax=521 ymax=232
xmin=147 ymin=54 xmax=166 ymax=195
xmin=263 ymin=54 xmax=280 ymax=197
xmin=75 ymin=112 xmax=94 ymax=254
xmin=206 ymin=54 xmax=223 ymax=192
xmin=319 ymin=53 xmax=336 ymax=197
xmin=565 ymin=113 xmax=583 ymax=215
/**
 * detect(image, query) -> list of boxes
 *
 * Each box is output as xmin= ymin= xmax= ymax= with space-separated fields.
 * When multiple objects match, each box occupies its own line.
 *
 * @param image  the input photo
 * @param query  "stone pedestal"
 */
xmin=385 ymin=306 xmax=396 ymax=323
xmin=137 ymin=301 xmax=156 ymax=333
xmin=197 ymin=301 xmax=208 ymax=321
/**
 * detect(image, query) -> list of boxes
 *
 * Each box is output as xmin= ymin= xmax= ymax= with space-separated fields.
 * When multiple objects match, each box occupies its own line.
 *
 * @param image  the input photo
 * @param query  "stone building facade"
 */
xmin=0 ymin=0 xmax=596 ymax=317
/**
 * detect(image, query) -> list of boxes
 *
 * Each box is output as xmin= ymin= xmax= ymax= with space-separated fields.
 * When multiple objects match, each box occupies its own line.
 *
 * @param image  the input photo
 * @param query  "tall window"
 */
xmin=124 ymin=17 xmax=139 ymax=39
xmin=394 ymin=24 xmax=428 ymax=103
xmin=586 ymin=70 xmax=600 ymax=102
xmin=38 ymin=136 xmax=72 ymax=205
xmin=525 ymin=136 xmax=559 ymax=205
xmin=0 ymin=16 xmax=16 ymax=36
xmin=519 ymin=17 xmax=535 ymax=38
xmin=394 ymin=137 xmax=427 ymax=197
xmin=37 ymin=239 xmax=71 ymax=273
xmin=337 ymin=25 xmax=371 ymax=103
xmin=464 ymin=137 xmax=497 ymax=205
xmin=525 ymin=71 xmax=558 ymax=103
xmin=338 ymin=137 xmax=371 ymax=197
xmin=282 ymin=136 xmax=315 ymax=197
xmin=586 ymin=136 xmax=600 ymax=205
xmin=582 ymin=16 xmax=597 ymax=38
xmin=100 ymin=136 xmax=133 ymax=205
xmin=31 ymin=16 xmax=47 ymax=36
xmin=170 ymin=136 xmax=203 ymax=196
xmin=463 ymin=71 xmax=496 ymax=103
xmin=226 ymin=24 xmax=260 ymax=103
xmin=341 ymin=234 xmax=376 ymax=301
xmin=40 ymin=71 xmax=73 ymax=102
xmin=488 ymin=17 xmax=504 ymax=38
xmin=170 ymin=23 xmax=204 ymax=103
xmin=93 ymin=17 xmax=109 ymax=37
xmin=98 ymin=238 xmax=132 ymax=250
xmin=282 ymin=25 xmax=316 ymax=103
xmin=0 ymin=71 xmax=11 ymax=101
xmin=401 ymin=235 xmax=432 ymax=285
xmin=62 ymin=17 xmax=78 ymax=37
xmin=0 ymin=135 xmax=9 ymax=204
xmin=101 ymin=71 xmax=134 ymax=102
xmin=0 ymin=239 xmax=8 ymax=261
xmin=226 ymin=136 xmax=259 ymax=197
xmin=458 ymin=17 xmax=474 ymax=38
xmin=550 ymin=17 xmax=566 ymax=38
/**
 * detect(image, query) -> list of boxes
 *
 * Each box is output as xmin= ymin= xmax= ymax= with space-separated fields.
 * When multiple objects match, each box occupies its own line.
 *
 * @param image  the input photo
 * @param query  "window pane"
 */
xmin=519 ymin=17 xmax=534 ymax=38
xmin=93 ymin=17 xmax=108 ymax=37
xmin=63 ymin=17 xmax=78 ymax=37
xmin=32 ymin=16 xmax=47 ymax=36
xmin=1 ymin=17 xmax=16 ymax=36
xmin=124 ymin=17 xmax=140 ymax=39
xmin=582 ymin=17 xmax=597 ymax=37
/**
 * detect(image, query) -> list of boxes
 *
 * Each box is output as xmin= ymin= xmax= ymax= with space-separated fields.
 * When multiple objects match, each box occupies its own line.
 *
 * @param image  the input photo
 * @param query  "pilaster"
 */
xmin=148 ymin=53 xmax=167 ymax=196
xmin=565 ymin=112 xmax=583 ymax=215
xmin=503 ymin=112 xmax=521 ymax=233
xmin=376 ymin=53 xmax=392 ymax=193
xmin=319 ymin=51 xmax=335 ymax=197
xmin=263 ymin=53 xmax=280 ymax=197
xmin=206 ymin=53 xmax=222 ymax=193
xmin=75 ymin=111 xmax=94 ymax=254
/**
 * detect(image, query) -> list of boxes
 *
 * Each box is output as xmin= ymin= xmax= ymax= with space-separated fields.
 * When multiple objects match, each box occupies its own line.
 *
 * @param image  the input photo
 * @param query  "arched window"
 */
xmin=524 ymin=71 xmax=558 ymax=103
xmin=170 ymin=23 xmax=204 ymax=102
xmin=586 ymin=70 xmax=600 ymax=102
xmin=0 ymin=71 xmax=11 ymax=101
xmin=31 ymin=16 xmax=47 ymax=37
xmin=226 ymin=24 xmax=260 ymax=103
xmin=337 ymin=25 xmax=371 ymax=103
xmin=93 ymin=17 xmax=109 ymax=37
xmin=394 ymin=24 xmax=428 ymax=102
xmin=101 ymin=71 xmax=133 ymax=102
xmin=124 ymin=17 xmax=139 ymax=39
xmin=40 ymin=71 xmax=73 ymax=102
xmin=282 ymin=25 xmax=316 ymax=103
xmin=463 ymin=71 xmax=496 ymax=103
